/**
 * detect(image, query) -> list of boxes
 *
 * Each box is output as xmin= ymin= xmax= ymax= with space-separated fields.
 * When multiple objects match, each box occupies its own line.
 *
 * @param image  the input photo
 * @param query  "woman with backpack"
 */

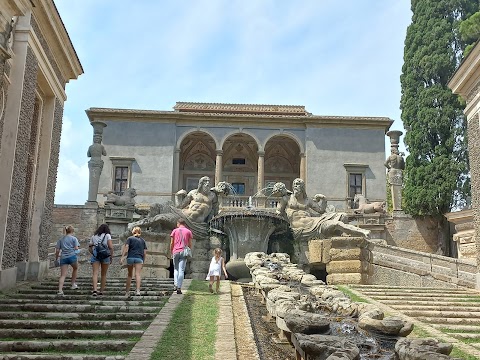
xmin=88 ymin=223 xmax=113 ymax=296
xmin=121 ymin=226 xmax=147 ymax=297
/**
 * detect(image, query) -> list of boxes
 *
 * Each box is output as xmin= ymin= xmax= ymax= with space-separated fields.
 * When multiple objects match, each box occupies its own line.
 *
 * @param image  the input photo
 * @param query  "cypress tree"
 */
xmin=400 ymin=0 xmax=477 ymax=217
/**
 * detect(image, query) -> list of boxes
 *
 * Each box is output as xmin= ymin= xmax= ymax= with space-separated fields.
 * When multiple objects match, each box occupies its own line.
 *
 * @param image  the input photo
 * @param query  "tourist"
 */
xmin=55 ymin=225 xmax=80 ymax=295
xmin=121 ymin=226 xmax=147 ymax=297
xmin=206 ymin=248 xmax=228 ymax=294
xmin=170 ymin=219 xmax=193 ymax=294
xmin=274 ymin=178 xmax=370 ymax=241
xmin=88 ymin=223 xmax=113 ymax=296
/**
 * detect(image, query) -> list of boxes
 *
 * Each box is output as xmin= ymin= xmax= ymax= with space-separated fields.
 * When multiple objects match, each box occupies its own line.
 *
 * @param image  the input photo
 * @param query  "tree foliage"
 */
xmin=400 ymin=0 xmax=477 ymax=216
xmin=459 ymin=10 xmax=480 ymax=56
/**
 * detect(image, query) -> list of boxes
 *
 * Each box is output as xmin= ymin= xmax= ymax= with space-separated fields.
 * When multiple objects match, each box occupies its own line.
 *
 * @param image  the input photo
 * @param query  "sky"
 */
xmin=53 ymin=0 xmax=412 ymax=205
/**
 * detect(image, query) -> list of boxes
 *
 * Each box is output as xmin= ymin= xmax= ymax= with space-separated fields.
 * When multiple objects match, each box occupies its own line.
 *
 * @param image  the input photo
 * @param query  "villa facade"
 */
xmin=86 ymin=102 xmax=393 ymax=211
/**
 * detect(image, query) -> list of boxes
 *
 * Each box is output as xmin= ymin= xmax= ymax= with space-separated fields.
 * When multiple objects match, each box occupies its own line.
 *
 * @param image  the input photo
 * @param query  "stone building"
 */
xmin=448 ymin=41 xmax=480 ymax=289
xmin=86 ymin=102 xmax=392 ymax=210
xmin=0 ymin=0 xmax=82 ymax=289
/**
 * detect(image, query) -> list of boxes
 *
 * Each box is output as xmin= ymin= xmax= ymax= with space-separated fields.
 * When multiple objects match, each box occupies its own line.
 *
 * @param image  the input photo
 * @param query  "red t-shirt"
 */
xmin=170 ymin=226 xmax=193 ymax=254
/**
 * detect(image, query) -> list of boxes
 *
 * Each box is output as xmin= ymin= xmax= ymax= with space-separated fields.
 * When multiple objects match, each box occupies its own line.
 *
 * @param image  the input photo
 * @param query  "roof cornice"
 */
xmin=86 ymin=107 xmax=393 ymax=131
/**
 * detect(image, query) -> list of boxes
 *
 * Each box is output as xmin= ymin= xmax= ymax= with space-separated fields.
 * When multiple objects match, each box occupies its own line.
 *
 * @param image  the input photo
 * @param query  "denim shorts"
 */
xmin=127 ymin=257 xmax=144 ymax=265
xmin=60 ymin=255 xmax=78 ymax=265
xmin=90 ymin=255 xmax=110 ymax=264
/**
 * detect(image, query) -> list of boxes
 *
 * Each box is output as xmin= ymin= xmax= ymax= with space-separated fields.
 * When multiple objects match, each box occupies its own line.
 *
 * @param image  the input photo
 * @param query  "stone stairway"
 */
xmin=349 ymin=285 xmax=480 ymax=351
xmin=0 ymin=276 xmax=174 ymax=359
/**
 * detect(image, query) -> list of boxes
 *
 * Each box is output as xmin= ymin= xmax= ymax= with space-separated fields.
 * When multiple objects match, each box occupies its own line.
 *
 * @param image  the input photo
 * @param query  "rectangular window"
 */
xmin=232 ymin=182 xmax=245 ymax=195
xmin=232 ymin=158 xmax=246 ymax=165
xmin=114 ymin=166 xmax=129 ymax=194
xmin=349 ymin=173 xmax=363 ymax=198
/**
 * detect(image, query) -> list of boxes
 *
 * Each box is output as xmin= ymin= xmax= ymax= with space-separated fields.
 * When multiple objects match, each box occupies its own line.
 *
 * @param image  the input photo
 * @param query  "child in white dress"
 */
xmin=206 ymin=248 xmax=228 ymax=293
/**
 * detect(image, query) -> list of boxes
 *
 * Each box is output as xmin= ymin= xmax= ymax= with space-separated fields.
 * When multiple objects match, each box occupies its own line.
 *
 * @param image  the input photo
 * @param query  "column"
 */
xmin=215 ymin=150 xmax=223 ymax=185
xmin=173 ymin=149 xmax=180 ymax=192
xmin=257 ymin=151 xmax=265 ymax=192
xmin=300 ymin=153 xmax=306 ymax=180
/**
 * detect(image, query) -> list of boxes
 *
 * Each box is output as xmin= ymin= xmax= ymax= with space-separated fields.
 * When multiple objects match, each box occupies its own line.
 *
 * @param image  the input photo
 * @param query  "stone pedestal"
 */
xmin=137 ymin=232 xmax=171 ymax=278
xmin=326 ymin=237 xmax=373 ymax=285
xmin=0 ymin=267 xmax=17 ymax=290
xmin=104 ymin=205 xmax=135 ymax=238
xmin=445 ymin=209 xmax=475 ymax=260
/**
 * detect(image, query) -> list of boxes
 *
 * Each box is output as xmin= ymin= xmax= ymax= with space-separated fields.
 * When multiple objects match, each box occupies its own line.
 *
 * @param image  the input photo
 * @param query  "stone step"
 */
xmin=386 ymin=304 xmax=480 ymax=312
xmin=416 ymin=317 xmax=480 ymax=325
xmin=0 ymin=340 xmax=132 ymax=352
xmin=349 ymin=285 xmax=476 ymax=293
xmin=0 ymin=328 xmax=144 ymax=339
xmin=400 ymin=310 xmax=480 ymax=318
xmin=10 ymin=294 xmax=169 ymax=301
xmin=430 ymin=324 xmax=480 ymax=332
xmin=355 ymin=295 xmax=478 ymax=302
xmin=17 ymin=289 xmax=171 ymax=295
xmin=0 ymin=303 xmax=160 ymax=313
xmin=0 ymin=298 xmax=162 ymax=306
xmin=30 ymin=285 xmax=174 ymax=292
xmin=0 ymin=319 xmax=150 ymax=330
xmin=0 ymin=311 xmax=157 ymax=321
xmin=446 ymin=333 xmax=480 ymax=340
xmin=372 ymin=300 xmax=480 ymax=307
xmin=0 ymin=354 xmax=125 ymax=360
xmin=353 ymin=291 xmax=477 ymax=298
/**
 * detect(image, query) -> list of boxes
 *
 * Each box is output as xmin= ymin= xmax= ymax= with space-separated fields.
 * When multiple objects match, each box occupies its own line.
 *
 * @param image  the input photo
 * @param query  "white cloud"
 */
xmin=55 ymin=156 xmax=89 ymax=205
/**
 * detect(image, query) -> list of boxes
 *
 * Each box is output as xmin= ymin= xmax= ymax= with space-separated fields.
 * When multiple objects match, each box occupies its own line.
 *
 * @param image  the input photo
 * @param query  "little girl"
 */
xmin=206 ymin=248 xmax=228 ymax=293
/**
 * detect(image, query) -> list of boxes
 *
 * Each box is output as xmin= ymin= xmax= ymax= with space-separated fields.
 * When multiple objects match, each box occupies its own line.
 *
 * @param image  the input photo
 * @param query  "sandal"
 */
xmin=91 ymin=290 xmax=97 ymax=296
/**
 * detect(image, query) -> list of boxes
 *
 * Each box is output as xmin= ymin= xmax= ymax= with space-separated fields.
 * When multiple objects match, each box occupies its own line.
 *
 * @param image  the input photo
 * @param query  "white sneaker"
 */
xmin=71 ymin=283 xmax=78 ymax=290
xmin=135 ymin=290 xmax=141 ymax=296
xmin=57 ymin=291 xmax=64 ymax=296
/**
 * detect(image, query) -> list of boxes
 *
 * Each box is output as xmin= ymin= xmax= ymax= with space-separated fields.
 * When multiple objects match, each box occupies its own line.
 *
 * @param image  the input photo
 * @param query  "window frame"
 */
xmin=343 ymin=163 xmax=368 ymax=209
xmin=110 ymin=157 xmax=135 ymax=195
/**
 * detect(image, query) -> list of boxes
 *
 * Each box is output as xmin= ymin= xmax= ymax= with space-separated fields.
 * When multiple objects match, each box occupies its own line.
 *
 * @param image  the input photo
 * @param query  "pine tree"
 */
xmin=400 ymin=0 xmax=476 ymax=217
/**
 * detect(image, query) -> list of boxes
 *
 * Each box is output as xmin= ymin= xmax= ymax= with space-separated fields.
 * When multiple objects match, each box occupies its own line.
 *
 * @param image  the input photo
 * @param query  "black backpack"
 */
xmin=95 ymin=234 xmax=110 ymax=260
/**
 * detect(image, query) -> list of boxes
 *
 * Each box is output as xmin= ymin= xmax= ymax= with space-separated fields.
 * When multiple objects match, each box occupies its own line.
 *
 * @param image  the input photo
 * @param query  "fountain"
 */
xmin=210 ymin=201 xmax=291 ymax=281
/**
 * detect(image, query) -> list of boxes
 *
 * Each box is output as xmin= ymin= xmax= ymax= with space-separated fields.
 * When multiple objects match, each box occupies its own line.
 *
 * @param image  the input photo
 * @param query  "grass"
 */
xmin=150 ymin=280 xmax=219 ymax=360
xmin=336 ymin=285 xmax=369 ymax=303
xmin=450 ymin=347 xmax=479 ymax=360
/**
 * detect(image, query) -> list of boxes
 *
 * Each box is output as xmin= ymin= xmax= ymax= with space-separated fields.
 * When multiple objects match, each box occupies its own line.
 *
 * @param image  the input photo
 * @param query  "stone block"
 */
xmin=144 ymin=255 xmax=169 ymax=267
xmin=330 ymin=248 xmax=371 ymax=262
xmin=330 ymin=237 xmax=366 ymax=249
xmin=145 ymin=241 xmax=169 ymax=254
xmin=326 ymin=260 xmax=369 ymax=274
xmin=307 ymin=240 xmax=323 ymax=264
xmin=327 ymin=272 xmax=367 ymax=285
xmin=0 ymin=267 xmax=17 ymax=291
xmin=141 ymin=267 xmax=169 ymax=278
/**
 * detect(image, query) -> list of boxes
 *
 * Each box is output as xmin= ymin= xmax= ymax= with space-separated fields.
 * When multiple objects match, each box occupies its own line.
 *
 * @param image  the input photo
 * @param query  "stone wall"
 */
xmin=371 ymin=242 xmax=476 ymax=288
xmin=384 ymin=213 xmax=446 ymax=255
xmin=52 ymin=205 xmax=99 ymax=243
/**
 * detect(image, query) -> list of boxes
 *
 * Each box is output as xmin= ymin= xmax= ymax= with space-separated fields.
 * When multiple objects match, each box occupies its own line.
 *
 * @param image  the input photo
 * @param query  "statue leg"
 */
xmin=321 ymin=220 xmax=370 ymax=239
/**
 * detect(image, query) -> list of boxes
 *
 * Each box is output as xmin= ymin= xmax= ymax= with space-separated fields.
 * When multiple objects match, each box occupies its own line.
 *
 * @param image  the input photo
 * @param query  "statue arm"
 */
xmin=310 ymin=194 xmax=327 ymax=214
xmin=102 ymin=146 xmax=107 ymax=156
xmin=276 ymin=195 xmax=288 ymax=216
xmin=178 ymin=191 xmax=194 ymax=209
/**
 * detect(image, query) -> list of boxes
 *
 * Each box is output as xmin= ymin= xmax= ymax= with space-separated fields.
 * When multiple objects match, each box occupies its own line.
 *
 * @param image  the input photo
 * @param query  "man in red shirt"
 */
xmin=170 ymin=219 xmax=193 ymax=294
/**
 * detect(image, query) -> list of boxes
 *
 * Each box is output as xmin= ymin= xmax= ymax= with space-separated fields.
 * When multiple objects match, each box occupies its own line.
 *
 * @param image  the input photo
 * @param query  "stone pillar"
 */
xmin=0 ymin=13 xmax=32 ymax=288
xmin=466 ymin=114 xmax=480 ymax=288
xmin=324 ymin=237 xmax=373 ymax=285
xmin=385 ymin=130 xmax=405 ymax=211
xmin=214 ymin=150 xmax=223 ymax=185
xmin=173 ymin=149 xmax=180 ymax=192
xmin=300 ymin=153 xmax=306 ymax=180
xmin=86 ymin=121 xmax=106 ymax=206
xmin=257 ymin=150 xmax=265 ymax=193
